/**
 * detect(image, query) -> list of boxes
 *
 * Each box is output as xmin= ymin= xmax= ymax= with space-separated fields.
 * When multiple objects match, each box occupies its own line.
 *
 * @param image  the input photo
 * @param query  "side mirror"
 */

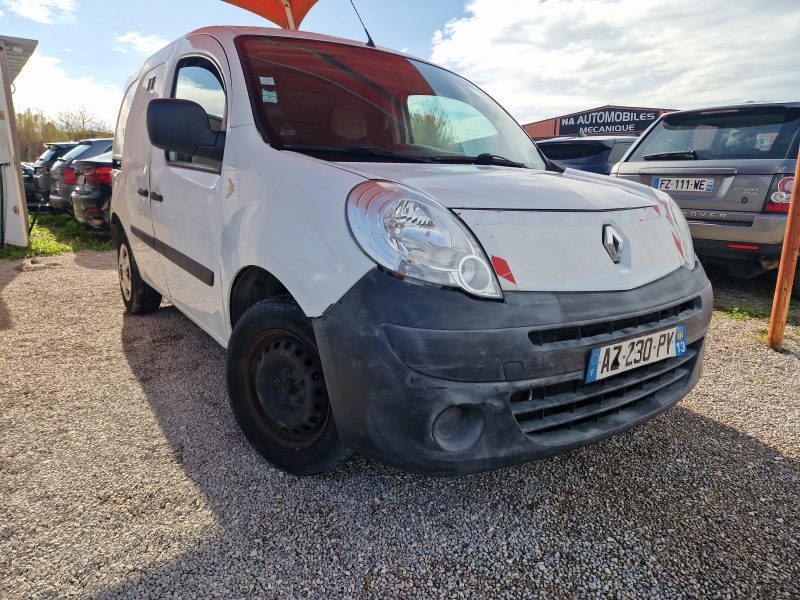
xmin=146 ymin=98 xmax=225 ymax=163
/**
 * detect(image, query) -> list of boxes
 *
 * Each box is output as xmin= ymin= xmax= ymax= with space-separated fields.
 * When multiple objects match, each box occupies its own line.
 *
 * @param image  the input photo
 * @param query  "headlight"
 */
xmin=347 ymin=180 xmax=502 ymax=298
xmin=654 ymin=190 xmax=696 ymax=270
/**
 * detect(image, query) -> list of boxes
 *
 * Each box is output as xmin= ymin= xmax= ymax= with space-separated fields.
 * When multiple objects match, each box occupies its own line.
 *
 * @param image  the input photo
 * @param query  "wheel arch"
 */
xmin=229 ymin=265 xmax=295 ymax=329
xmin=110 ymin=212 xmax=124 ymax=248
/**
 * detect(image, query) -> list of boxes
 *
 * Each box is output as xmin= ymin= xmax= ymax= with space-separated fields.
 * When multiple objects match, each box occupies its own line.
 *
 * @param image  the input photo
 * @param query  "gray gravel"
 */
xmin=1 ymin=251 xmax=798 ymax=599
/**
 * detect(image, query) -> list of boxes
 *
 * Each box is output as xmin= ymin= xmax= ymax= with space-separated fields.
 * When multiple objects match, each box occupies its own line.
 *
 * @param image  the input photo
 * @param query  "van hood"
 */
xmin=334 ymin=161 xmax=687 ymax=293
xmin=334 ymin=162 xmax=659 ymax=211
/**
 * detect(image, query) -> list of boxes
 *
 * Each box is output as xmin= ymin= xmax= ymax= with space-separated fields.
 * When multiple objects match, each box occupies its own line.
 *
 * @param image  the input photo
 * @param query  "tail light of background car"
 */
xmin=63 ymin=166 xmax=76 ymax=185
xmin=84 ymin=166 xmax=113 ymax=186
xmin=764 ymin=175 xmax=794 ymax=213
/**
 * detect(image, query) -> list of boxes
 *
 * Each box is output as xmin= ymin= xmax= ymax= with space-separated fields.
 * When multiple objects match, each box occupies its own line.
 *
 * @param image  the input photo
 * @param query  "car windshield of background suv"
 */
xmin=629 ymin=108 xmax=800 ymax=161
xmin=235 ymin=35 xmax=545 ymax=168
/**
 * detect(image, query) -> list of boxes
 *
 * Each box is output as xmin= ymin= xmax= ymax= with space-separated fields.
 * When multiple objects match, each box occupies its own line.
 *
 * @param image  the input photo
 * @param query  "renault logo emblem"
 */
xmin=603 ymin=225 xmax=624 ymax=263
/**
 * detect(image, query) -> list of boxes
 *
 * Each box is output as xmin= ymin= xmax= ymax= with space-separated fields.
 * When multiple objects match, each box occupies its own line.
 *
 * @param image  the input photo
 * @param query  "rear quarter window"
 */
xmin=608 ymin=141 xmax=633 ymax=163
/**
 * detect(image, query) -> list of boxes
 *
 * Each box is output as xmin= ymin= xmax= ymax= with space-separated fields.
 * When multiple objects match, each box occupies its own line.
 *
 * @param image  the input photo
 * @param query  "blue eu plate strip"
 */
xmin=675 ymin=324 xmax=687 ymax=356
xmin=586 ymin=348 xmax=601 ymax=384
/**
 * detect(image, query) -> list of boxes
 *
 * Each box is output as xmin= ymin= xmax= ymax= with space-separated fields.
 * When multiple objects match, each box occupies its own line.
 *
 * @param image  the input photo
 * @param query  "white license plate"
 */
xmin=653 ymin=177 xmax=714 ymax=193
xmin=586 ymin=325 xmax=687 ymax=383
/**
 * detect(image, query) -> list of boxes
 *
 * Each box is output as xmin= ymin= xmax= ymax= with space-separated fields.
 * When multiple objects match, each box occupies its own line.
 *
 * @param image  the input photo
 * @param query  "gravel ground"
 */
xmin=1 ymin=252 xmax=798 ymax=599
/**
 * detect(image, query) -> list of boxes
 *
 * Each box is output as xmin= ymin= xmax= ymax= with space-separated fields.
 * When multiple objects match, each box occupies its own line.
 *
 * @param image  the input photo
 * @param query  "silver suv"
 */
xmin=613 ymin=102 xmax=799 ymax=294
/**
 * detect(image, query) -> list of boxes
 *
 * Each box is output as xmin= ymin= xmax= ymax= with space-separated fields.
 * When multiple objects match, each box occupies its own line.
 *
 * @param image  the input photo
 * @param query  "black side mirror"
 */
xmin=146 ymin=99 xmax=225 ymax=163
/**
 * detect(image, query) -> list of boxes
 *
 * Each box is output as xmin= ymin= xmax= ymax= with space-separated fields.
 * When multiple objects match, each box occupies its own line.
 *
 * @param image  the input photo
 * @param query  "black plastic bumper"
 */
xmin=313 ymin=265 xmax=713 ymax=475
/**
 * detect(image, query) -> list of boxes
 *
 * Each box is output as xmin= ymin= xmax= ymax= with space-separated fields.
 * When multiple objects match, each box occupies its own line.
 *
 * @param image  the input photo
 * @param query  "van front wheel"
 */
xmin=226 ymin=298 xmax=344 ymax=475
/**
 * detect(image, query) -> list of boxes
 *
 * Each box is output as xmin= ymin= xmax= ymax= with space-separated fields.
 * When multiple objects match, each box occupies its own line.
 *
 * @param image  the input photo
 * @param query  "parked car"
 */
xmin=111 ymin=26 xmax=712 ymax=476
xmin=613 ymin=102 xmax=800 ymax=295
xmin=537 ymin=136 xmax=636 ymax=174
xmin=49 ymin=138 xmax=113 ymax=212
xmin=71 ymin=151 xmax=113 ymax=230
xmin=21 ymin=162 xmax=38 ymax=207
xmin=32 ymin=142 xmax=78 ymax=201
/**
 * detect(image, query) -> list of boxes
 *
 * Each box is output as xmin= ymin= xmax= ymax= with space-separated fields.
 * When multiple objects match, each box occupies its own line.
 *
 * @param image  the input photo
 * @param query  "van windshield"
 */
xmin=629 ymin=107 xmax=800 ymax=161
xmin=236 ymin=36 xmax=544 ymax=168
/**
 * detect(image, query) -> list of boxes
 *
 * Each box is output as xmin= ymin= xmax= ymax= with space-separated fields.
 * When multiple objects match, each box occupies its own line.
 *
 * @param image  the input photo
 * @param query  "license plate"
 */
xmin=653 ymin=177 xmax=714 ymax=193
xmin=585 ymin=325 xmax=687 ymax=383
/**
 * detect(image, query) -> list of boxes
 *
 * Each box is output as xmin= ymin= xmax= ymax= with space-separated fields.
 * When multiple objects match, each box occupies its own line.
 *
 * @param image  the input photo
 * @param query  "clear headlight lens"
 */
xmin=347 ymin=180 xmax=502 ymax=298
xmin=654 ymin=190 xmax=696 ymax=270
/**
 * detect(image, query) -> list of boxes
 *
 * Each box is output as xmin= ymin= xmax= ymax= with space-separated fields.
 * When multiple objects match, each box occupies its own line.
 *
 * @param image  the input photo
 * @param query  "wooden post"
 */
xmin=767 ymin=152 xmax=800 ymax=349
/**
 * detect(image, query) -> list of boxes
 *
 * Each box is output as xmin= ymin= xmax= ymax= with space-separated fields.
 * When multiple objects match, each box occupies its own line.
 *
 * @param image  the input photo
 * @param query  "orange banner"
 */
xmin=223 ymin=0 xmax=320 ymax=29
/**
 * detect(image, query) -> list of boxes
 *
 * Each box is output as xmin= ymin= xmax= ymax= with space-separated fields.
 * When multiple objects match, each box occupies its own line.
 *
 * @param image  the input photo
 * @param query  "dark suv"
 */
xmin=49 ymin=138 xmax=113 ymax=212
xmin=32 ymin=142 xmax=78 ymax=202
xmin=537 ymin=136 xmax=636 ymax=175
xmin=613 ymin=102 xmax=800 ymax=293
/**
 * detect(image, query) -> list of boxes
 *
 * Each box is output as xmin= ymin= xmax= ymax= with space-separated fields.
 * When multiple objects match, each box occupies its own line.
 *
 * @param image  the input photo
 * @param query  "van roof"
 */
xmin=188 ymin=25 xmax=421 ymax=60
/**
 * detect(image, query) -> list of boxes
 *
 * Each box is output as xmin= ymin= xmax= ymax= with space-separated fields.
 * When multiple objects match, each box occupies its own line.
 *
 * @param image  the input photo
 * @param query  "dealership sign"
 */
xmin=557 ymin=108 xmax=662 ymax=136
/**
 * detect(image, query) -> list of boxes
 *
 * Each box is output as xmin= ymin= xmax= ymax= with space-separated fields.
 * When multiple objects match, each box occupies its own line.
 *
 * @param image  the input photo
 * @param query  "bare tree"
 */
xmin=55 ymin=106 xmax=112 ymax=138
xmin=14 ymin=107 xmax=112 ymax=162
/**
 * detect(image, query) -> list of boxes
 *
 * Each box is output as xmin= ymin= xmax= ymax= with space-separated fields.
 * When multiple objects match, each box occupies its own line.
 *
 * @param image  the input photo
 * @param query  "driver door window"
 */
xmin=168 ymin=58 xmax=226 ymax=169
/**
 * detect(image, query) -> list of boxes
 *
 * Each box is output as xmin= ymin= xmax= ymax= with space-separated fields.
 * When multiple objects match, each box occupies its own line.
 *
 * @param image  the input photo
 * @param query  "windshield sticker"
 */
xmin=280 ymin=123 xmax=297 ymax=137
xmin=259 ymin=76 xmax=275 ymax=86
xmin=262 ymin=90 xmax=278 ymax=104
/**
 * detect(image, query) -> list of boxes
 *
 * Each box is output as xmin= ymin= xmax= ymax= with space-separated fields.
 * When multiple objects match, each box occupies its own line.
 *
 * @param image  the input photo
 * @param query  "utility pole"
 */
xmin=767 ymin=152 xmax=800 ymax=349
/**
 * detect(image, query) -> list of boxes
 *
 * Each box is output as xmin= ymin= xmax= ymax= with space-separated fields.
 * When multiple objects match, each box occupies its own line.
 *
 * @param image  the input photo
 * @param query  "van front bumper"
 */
xmin=314 ymin=265 xmax=713 ymax=475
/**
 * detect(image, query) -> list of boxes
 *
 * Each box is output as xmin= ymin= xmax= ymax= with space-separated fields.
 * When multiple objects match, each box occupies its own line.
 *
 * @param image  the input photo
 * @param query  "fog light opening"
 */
xmin=432 ymin=405 xmax=484 ymax=452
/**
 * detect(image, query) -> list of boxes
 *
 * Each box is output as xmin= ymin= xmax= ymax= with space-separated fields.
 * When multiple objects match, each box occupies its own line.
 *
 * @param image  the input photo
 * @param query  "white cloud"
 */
xmin=431 ymin=0 xmax=800 ymax=124
xmin=0 ymin=0 xmax=77 ymax=24
xmin=113 ymin=32 xmax=169 ymax=55
xmin=11 ymin=53 xmax=122 ymax=127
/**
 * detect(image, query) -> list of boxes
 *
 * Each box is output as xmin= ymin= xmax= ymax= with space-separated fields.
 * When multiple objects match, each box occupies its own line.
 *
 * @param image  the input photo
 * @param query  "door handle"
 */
xmin=150 ymin=192 xmax=164 ymax=202
xmin=137 ymin=188 xmax=149 ymax=197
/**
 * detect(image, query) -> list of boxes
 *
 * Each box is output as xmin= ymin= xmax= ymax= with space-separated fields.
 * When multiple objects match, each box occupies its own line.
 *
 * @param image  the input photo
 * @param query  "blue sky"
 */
xmin=5 ymin=0 xmax=800 ymax=128
xmin=5 ymin=0 xmax=466 ymax=125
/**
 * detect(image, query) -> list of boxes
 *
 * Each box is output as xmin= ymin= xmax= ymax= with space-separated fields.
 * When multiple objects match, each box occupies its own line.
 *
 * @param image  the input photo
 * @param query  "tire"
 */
xmin=793 ymin=270 xmax=800 ymax=301
xmin=226 ymin=297 xmax=344 ymax=475
xmin=115 ymin=232 xmax=162 ymax=314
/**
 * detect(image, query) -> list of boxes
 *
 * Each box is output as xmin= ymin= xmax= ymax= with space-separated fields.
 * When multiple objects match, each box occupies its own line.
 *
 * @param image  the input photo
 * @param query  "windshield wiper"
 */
xmin=283 ymin=144 xmax=433 ymax=163
xmin=642 ymin=150 xmax=698 ymax=161
xmin=430 ymin=153 xmax=526 ymax=168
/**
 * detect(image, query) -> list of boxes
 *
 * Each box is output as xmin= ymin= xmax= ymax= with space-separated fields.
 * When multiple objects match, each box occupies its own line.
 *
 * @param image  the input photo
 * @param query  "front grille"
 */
xmin=511 ymin=344 xmax=698 ymax=443
xmin=529 ymin=297 xmax=699 ymax=346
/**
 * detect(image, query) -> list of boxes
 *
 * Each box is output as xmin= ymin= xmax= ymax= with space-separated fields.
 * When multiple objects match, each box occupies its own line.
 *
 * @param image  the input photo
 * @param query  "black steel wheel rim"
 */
xmin=247 ymin=330 xmax=330 ymax=450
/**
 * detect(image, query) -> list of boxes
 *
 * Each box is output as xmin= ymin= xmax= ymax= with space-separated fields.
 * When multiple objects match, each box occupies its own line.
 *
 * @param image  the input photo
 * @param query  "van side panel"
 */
xmin=218 ymin=125 xmax=374 ymax=336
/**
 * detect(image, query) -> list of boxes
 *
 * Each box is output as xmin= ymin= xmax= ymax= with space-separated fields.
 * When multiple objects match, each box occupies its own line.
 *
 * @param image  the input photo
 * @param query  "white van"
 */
xmin=111 ymin=27 xmax=712 ymax=475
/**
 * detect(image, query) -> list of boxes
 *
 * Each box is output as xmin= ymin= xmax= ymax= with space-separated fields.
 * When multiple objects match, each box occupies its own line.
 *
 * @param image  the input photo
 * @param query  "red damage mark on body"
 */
xmin=491 ymin=256 xmax=516 ymax=284
xmin=672 ymin=233 xmax=685 ymax=258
